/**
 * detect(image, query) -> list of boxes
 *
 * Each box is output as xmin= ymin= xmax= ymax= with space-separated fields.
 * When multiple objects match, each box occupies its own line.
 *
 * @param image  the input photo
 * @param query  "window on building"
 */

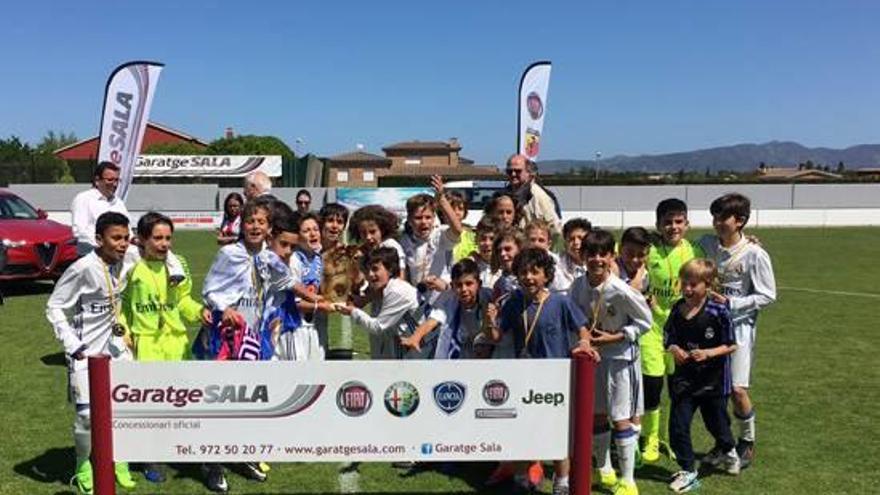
xmin=404 ymin=156 xmax=422 ymax=166
xmin=337 ymin=171 xmax=349 ymax=183
xmin=363 ymin=170 xmax=375 ymax=182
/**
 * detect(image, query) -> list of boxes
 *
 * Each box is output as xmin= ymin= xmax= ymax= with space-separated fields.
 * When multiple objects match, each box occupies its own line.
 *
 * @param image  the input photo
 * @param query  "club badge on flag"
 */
xmin=97 ymin=61 xmax=164 ymax=202
xmin=517 ymin=61 xmax=552 ymax=160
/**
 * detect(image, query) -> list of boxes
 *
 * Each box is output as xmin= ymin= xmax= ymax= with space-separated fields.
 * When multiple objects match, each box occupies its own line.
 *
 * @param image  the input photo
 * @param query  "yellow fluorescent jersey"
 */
xmin=121 ymin=256 xmax=202 ymax=337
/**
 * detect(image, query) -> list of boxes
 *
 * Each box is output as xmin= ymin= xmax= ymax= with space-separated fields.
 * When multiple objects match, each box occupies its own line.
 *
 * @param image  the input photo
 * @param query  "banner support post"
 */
xmin=88 ymin=356 xmax=116 ymax=495
xmin=571 ymin=353 xmax=596 ymax=495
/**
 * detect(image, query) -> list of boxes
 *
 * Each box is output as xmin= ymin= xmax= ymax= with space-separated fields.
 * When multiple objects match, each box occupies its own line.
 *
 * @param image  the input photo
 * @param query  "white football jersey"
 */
xmin=46 ymin=251 xmax=133 ymax=358
xmin=699 ymin=235 xmax=777 ymax=325
xmin=569 ymin=272 xmax=652 ymax=361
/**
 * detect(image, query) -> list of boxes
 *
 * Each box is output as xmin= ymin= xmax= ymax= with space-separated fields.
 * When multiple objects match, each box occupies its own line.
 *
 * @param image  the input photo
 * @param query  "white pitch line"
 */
xmin=778 ymin=286 xmax=880 ymax=299
xmin=338 ymin=462 xmax=360 ymax=493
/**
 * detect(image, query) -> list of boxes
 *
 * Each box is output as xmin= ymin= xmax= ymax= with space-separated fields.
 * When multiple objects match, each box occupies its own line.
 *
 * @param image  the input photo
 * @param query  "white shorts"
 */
xmin=274 ymin=323 xmax=325 ymax=361
xmin=67 ymin=344 xmax=132 ymax=407
xmin=594 ymin=359 xmax=644 ymax=422
xmin=731 ymin=321 xmax=756 ymax=388
xmin=68 ymin=358 xmax=90 ymax=407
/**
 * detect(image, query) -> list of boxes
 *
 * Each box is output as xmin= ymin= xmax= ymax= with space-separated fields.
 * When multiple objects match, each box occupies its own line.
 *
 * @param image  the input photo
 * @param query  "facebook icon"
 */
xmin=421 ymin=443 xmax=433 ymax=455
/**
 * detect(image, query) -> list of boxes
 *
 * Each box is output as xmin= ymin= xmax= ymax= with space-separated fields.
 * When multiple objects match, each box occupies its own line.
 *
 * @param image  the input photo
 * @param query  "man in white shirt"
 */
xmin=70 ymin=162 xmax=130 ymax=256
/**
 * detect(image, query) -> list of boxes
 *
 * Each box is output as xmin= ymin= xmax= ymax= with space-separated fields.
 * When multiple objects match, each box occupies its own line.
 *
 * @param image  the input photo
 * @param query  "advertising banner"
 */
xmin=97 ymin=61 xmax=164 ymax=202
xmin=135 ymin=155 xmax=283 ymax=177
xmin=517 ymin=61 xmax=552 ymax=160
xmin=336 ymin=187 xmax=431 ymax=219
xmin=110 ymin=359 xmax=571 ymax=462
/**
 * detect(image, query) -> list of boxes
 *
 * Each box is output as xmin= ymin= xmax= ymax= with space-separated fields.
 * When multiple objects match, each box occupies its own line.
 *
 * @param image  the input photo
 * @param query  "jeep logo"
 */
xmin=521 ymin=389 xmax=565 ymax=406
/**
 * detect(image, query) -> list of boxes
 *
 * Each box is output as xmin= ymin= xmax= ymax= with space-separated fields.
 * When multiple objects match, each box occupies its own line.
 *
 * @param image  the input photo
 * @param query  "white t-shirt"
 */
xmin=70 ymin=188 xmax=129 ymax=255
xmin=554 ymin=252 xmax=586 ymax=294
xmin=350 ymin=278 xmax=421 ymax=360
xmin=399 ymin=225 xmax=457 ymax=286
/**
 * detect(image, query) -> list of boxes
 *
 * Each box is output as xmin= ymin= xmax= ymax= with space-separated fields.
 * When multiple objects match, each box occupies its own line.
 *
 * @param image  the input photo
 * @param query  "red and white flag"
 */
xmin=517 ymin=61 xmax=552 ymax=160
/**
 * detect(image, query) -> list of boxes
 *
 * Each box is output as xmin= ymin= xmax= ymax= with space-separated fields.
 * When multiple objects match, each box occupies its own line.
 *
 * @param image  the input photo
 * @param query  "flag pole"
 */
xmin=88 ymin=356 xmax=116 ymax=495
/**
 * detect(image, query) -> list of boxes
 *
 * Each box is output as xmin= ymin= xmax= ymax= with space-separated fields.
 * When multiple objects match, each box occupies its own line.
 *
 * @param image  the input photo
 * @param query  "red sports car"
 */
xmin=0 ymin=189 xmax=78 ymax=282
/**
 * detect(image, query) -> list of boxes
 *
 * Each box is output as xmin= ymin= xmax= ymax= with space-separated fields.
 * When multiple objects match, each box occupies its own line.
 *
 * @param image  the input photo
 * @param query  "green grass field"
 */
xmin=2 ymin=228 xmax=879 ymax=494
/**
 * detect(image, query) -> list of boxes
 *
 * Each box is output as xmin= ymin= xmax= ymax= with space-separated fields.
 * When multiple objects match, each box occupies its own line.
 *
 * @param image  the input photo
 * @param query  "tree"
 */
xmin=206 ymin=135 xmax=295 ymax=162
xmin=34 ymin=131 xmax=78 ymax=183
xmin=0 ymin=137 xmax=32 ymax=186
xmin=837 ymin=161 xmax=845 ymax=173
xmin=143 ymin=141 xmax=206 ymax=155
xmin=805 ymin=160 xmax=815 ymax=170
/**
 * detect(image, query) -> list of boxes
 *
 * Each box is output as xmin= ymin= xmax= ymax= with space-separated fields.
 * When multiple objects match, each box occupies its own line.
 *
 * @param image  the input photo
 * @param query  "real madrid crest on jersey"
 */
xmin=705 ymin=326 xmax=715 ymax=339
xmin=432 ymin=381 xmax=466 ymax=415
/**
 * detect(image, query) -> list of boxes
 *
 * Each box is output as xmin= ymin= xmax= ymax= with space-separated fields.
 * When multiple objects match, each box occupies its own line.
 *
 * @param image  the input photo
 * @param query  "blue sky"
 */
xmin=1 ymin=1 xmax=878 ymax=164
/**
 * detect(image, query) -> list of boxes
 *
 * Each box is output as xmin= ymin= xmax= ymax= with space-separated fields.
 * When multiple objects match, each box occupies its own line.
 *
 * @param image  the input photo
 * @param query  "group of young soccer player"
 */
xmin=47 ymin=173 xmax=776 ymax=494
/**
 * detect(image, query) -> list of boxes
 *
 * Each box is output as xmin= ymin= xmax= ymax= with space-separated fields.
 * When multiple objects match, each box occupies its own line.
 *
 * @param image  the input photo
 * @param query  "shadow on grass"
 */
xmin=13 ymin=446 xmax=75 ymax=494
xmin=40 ymin=352 xmax=67 ymax=367
xmin=1 ymin=280 xmax=54 ymax=298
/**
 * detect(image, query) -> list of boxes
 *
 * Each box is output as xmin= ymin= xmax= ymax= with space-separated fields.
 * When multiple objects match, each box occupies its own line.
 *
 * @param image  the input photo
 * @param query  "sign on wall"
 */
xmin=135 ymin=155 xmax=282 ymax=177
xmin=110 ymin=359 xmax=571 ymax=462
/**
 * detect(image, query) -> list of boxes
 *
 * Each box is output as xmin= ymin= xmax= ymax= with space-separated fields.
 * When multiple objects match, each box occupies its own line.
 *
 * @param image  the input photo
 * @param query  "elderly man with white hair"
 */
xmin=505 ymin=153 xmax=562 ymax=236
xmin=243 ymin=171 xmax=273 ymax=201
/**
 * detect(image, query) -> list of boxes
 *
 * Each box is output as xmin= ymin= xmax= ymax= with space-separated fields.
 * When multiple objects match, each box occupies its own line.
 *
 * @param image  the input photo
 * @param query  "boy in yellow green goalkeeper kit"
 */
xmin=121 ymin=212 xmax=203 ymax=483
xmin=641 ymin=198 xmax=704 ymax=463
xmin=122 ymin=211 xmax=202 ymax=362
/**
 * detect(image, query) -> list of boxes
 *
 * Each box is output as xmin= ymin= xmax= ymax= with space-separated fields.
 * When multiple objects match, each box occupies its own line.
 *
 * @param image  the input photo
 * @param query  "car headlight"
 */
xmin=1 ymin=239 xmax=26 ymax=248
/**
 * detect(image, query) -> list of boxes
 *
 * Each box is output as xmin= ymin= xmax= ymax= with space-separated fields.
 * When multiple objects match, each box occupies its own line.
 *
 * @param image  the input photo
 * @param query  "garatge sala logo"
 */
xmin=111 ymin=383 xmax=324 ymax=419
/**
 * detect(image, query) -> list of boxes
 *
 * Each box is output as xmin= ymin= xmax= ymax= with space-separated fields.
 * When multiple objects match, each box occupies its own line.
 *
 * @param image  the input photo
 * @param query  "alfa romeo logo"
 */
xmin=384 ymin=381 xmax=420 ymax=417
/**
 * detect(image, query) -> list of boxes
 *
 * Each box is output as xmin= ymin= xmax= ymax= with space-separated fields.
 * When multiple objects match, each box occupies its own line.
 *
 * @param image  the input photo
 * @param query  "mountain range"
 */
xmin=538 ymin=141 xmax=880 ymax=174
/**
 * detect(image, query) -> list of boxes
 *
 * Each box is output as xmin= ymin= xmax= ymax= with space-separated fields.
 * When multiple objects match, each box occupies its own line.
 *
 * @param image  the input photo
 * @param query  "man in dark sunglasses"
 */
xmin=504 ymin=154 xmax=562 ymax=238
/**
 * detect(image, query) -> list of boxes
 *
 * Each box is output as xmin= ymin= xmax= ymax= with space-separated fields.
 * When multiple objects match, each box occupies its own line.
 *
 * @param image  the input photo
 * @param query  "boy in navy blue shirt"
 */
xmin=665 ymin=258 xmax=739 ymax=493
xmin=489 ymin=247 xmax=598 ymax=495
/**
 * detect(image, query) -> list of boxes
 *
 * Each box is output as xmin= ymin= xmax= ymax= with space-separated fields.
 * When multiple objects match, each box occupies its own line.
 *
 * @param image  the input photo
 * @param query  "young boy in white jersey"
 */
xmin=338 ymin=247 xmax=422 ymax=359
xmin=469 ymin=216 xmax=500 ymax=288
xmin=399 ymin=176 xmax=463 ymax=303
xmin=525 ymin=218 xmax=575 ymax=296
xmin=699 ymin=193 xmax=776 ymax=468
xmin=617 ymin=227 xmax=651 ymax=294
xmin=556 ymin=218 xmax=591 ymax=290
xmin=569 ymin=229 xmax=652 ymax=495
xmin=198 ymin=198 xmax=291 ymax=491
xmin=46 ymin=211 xmax=137 ymax=494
